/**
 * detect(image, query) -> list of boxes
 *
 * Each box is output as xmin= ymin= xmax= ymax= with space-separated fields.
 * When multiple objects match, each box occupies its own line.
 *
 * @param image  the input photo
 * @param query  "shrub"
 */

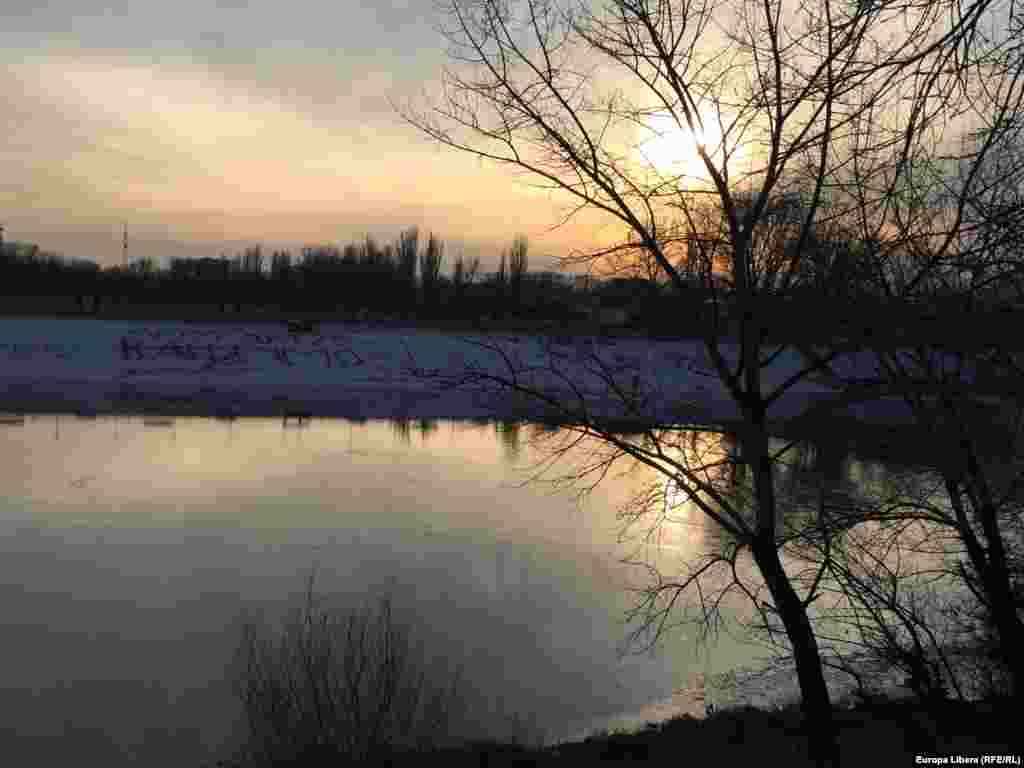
xmin=228 ymin=577 xmax=466 ymax=766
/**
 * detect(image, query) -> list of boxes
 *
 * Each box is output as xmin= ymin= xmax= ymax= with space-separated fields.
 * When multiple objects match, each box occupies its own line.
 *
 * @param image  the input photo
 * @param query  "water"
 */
xmin=0 ymin=413 xmax=938 ymax=764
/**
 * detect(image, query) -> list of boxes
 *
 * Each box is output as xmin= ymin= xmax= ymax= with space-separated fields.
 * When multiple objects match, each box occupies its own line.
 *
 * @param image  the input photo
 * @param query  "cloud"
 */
xmin=0 ymin=20 xmax=602 ymax=271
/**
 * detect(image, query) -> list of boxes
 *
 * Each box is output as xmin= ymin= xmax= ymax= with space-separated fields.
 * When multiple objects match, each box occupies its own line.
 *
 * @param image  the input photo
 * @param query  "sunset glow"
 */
xmin=1 ymin=31 xmax=593 ymax=270
xmin=639 ymin=111 xmax=726 ymax=181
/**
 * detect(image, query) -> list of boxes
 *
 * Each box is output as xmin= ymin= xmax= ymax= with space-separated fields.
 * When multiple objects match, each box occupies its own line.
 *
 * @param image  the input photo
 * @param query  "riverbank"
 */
xmin=207 ymin=694 xmax=1021 ymax=767
xmin=526 ymin=647 xmax=1021 ymax=765
xmin=504 ymin=696 xmax=1018 ymax=767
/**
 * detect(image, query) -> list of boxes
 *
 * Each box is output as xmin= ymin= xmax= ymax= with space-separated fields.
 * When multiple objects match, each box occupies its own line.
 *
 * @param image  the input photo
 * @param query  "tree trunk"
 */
xmin=988 ymin=588 xmax=1024 ymax=699
xmin=963 ymin=444 xmax=1024 ymax=699
xmin=944 ymin=433 xmax=1024 ymax=701
xmin=745 ymin=420 xmax=840 ymax=768
xmin=751 ymin=533 xmax=839 ymax=767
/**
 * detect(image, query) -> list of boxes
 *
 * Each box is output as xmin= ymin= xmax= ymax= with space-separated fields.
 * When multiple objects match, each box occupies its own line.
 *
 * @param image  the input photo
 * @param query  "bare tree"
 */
xmin=799 ymin=30 xmax=1024 ymax=704
xmin=507 ymin=233 xmax=530 ymax=307
xmin=397 ymin=226 xmax=420 ymax=312
xmin=842 ymin=344 xmax=1024 ymax=698
xmin=420 ymin=232 xmax=446 ymax=310
xmin=241 ymin=245 xmax=265 ymax=276
xmin=452 ymin=250 xmax=481 ymax=310
xmin=270 ymin=250 xmax=292 ymax=280
xmin=589 ymin=213 xmax=689 ymax=290
xmin=395 ymin=0 xmax=1007 ymax=763
xmin=766 ymin=405 xmax=1024 ymax=710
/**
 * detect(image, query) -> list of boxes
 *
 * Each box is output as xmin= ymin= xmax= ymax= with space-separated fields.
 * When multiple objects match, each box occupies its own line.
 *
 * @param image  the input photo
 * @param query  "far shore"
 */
xmin=1 ymin=311 xmax=1016 ymax=468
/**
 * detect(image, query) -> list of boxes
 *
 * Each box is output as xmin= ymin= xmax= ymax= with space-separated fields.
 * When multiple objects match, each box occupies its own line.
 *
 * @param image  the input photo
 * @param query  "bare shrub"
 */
xmin=228 ymin=575 xmax=466 ymax=766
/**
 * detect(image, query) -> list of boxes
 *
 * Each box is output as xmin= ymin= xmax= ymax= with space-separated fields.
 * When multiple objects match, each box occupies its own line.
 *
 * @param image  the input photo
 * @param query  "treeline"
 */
xmin=3 ymin=225 xmax=1019 ymax=346
xmin=0 ymin=229 xmax=531 ymax=324
xmin=0 ymin=228 xmax=699 ymax=333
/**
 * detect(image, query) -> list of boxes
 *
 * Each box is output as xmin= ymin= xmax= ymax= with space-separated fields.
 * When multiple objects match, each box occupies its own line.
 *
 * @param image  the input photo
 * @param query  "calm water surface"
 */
xmin=0 ymin=413 xmax=913 ymax=765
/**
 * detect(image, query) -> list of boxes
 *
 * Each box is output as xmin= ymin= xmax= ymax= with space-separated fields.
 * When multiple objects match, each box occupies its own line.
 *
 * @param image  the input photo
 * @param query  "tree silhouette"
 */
xmin=396 ymin=0 xmax=1014 ymax=763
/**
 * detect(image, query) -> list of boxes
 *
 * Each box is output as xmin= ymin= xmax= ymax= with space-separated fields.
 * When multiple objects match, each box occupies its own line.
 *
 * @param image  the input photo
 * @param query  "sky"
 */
xmin=1 ymin=0 xmax=624 ymax=274
xmin=4 ymin=1 xmax=1010 ymax=279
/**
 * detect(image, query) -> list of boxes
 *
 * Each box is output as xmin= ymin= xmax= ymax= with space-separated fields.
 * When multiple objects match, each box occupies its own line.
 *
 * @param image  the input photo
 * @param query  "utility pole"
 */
xmin=122 ymin=223 xmax=128 ymax=269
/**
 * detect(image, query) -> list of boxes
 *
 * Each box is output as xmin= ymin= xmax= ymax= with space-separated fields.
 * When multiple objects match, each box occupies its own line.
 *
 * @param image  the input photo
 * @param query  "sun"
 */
xmin=638 ymin=111 xmax=724 ymax=179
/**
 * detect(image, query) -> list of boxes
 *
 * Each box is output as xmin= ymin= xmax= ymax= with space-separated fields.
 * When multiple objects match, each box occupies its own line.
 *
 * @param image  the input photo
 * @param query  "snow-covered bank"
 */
xmin=0 ymin=316 xmax=922 ymax=428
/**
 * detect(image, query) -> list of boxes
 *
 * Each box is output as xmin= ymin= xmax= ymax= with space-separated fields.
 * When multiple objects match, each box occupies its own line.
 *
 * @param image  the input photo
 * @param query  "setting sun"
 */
xmin=639 ymin=111 xmax=723 ymax=179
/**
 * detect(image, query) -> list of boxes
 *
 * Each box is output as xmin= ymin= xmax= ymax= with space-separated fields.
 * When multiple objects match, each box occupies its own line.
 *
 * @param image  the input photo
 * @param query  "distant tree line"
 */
xmin=0 ymin=227 xmax=712 ymax=334
xmin=2 ymin=223 xmax=995 ymax=340
xmin=0 ymin=229 xmax=572 ymax=329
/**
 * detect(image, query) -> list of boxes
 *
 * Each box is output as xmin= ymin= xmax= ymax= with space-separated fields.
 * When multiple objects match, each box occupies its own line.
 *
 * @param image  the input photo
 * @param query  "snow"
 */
xmin=0 ymin=316 xmax=924 ymax=427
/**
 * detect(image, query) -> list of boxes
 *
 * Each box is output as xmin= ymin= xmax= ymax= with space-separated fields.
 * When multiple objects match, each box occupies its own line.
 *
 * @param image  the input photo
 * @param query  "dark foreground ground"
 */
xmin=209 ymin=695 xmax=1021 ymax=767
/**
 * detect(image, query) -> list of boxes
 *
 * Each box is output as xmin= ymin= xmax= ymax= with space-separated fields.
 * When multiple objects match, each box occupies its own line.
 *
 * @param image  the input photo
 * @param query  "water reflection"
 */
xmin=496 ymin=420 xmax=522 ymax=462
xmin=564 ymin=424 xmax=958 ymax=650
xmin=0 ymin=413 xmax=941 ymax=766
xmin=390 ymin=416 xmax=411 ymax=443
xmin=389 ymin=417 xmax=441 ymax=446
xmin=0 ymin=415 xmax=696 ymax=765
xmin=0 ymin=413 xmax=929 ymax=546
